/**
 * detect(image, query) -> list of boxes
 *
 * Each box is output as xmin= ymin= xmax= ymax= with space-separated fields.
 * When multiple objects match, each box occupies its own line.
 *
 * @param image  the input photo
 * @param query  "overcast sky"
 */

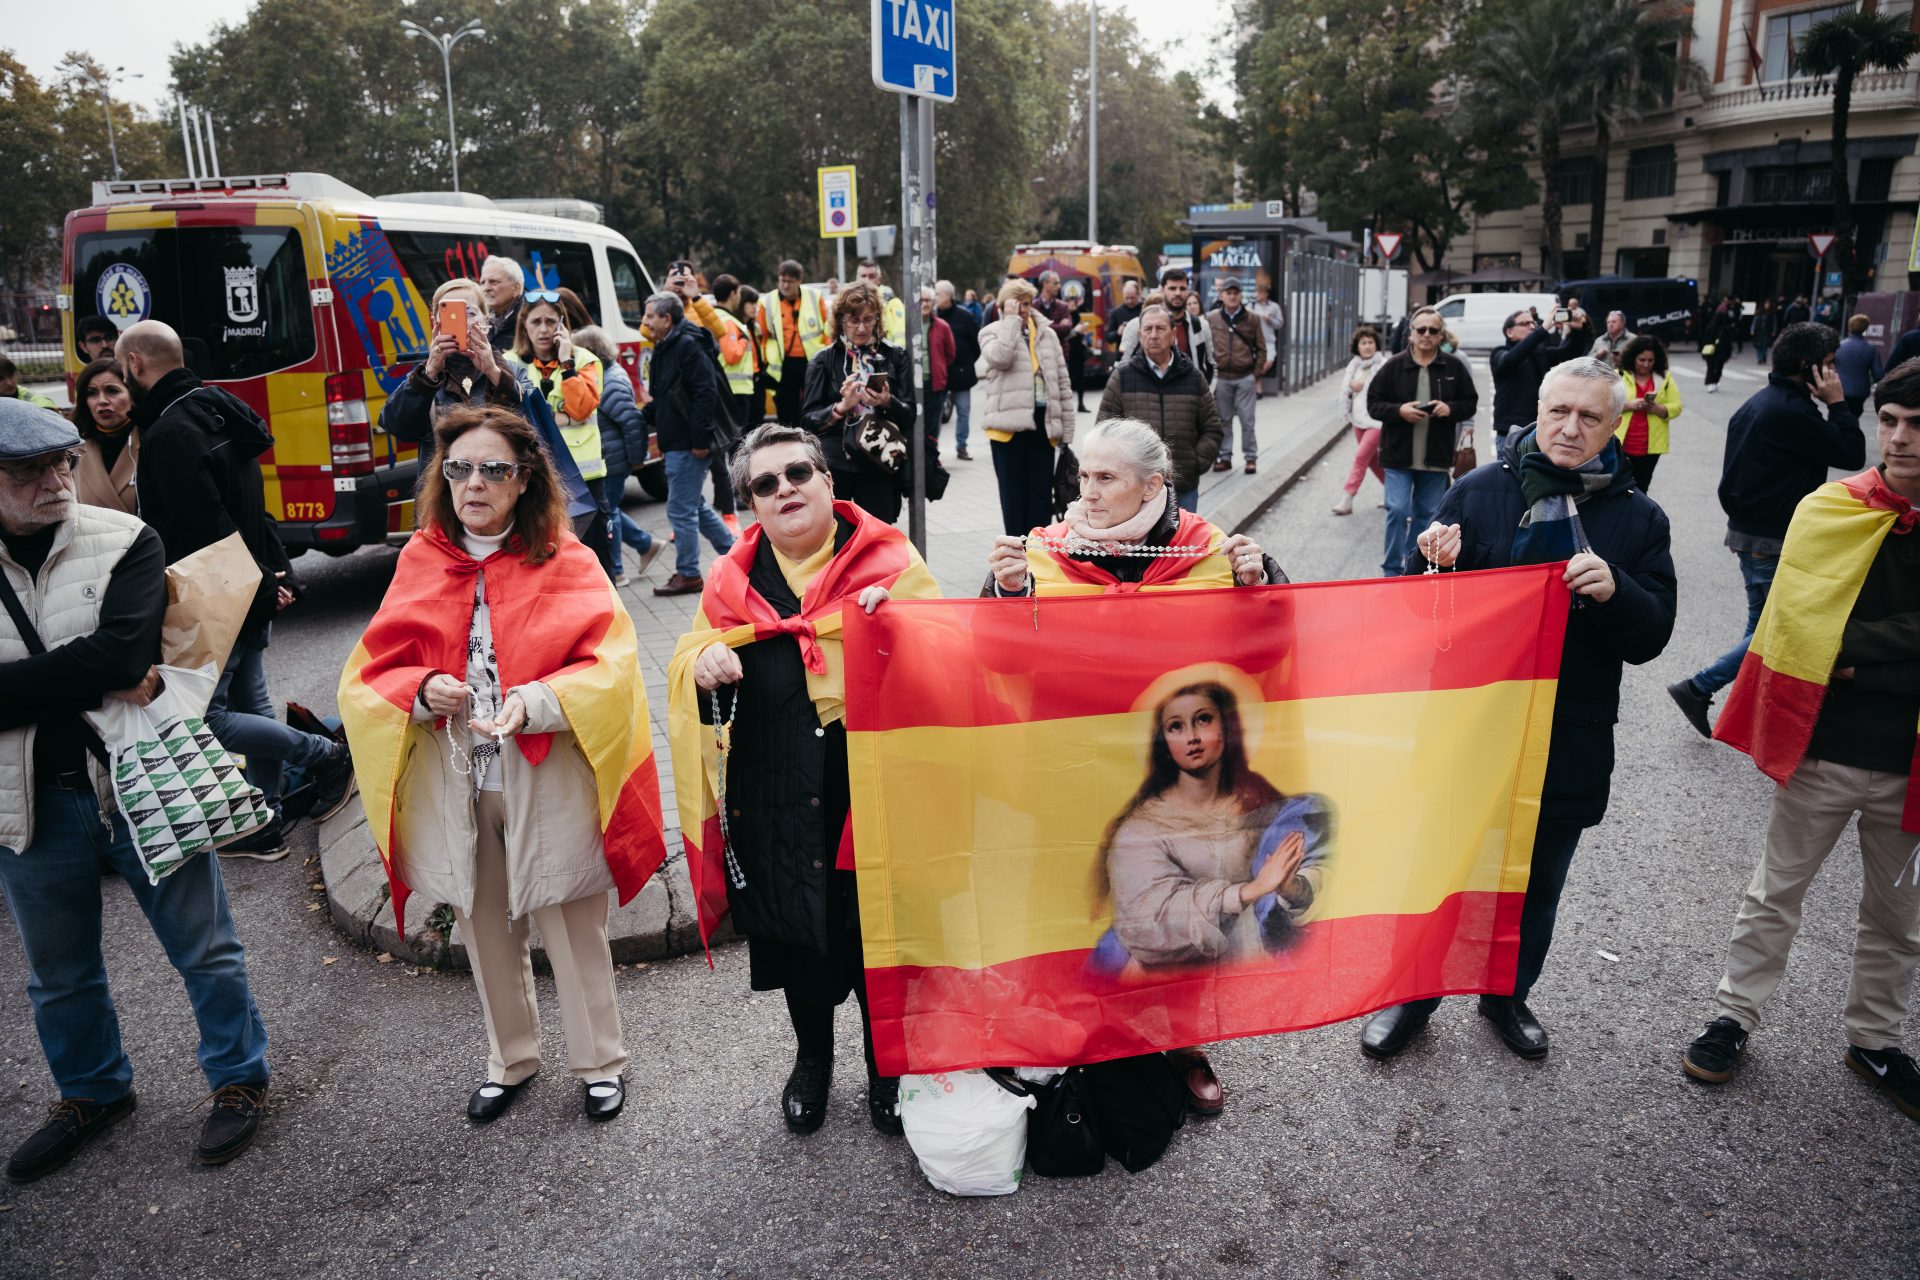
xmin=12 ymin=0 xmax=1235 ymax=115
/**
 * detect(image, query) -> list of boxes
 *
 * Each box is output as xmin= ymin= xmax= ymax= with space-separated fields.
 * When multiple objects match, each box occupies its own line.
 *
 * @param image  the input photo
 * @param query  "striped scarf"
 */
xmin=1510 ymin=429 xmax=1619 ymax=565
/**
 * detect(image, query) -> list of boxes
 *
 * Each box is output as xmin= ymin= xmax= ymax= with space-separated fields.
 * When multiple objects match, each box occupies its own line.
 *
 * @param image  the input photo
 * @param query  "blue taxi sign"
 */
xmin=871 ymin=0 xmax=956 ymax=102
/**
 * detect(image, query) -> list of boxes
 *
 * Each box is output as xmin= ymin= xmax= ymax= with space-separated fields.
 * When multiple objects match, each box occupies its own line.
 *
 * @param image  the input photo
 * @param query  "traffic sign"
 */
xmin=1375 ymin=232 xmax=1403 ymax=261
xmin=872 ymin=0 xmax=955 ymax=102
xmin=1808 ymin=232 xmax=1836 ymax=259
xmin=818 ymin=165 xmax=858 ymax=239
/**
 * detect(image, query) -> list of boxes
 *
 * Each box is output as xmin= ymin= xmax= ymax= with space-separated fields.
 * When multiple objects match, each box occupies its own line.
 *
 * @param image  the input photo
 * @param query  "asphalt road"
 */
xmin=1 ymin=353 xmax=1914 ymax=1279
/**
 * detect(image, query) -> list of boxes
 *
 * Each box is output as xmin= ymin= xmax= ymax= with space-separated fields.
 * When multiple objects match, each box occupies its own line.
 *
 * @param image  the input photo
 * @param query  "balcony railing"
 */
xmin=1700 ymin=66 xmax=1919 ymax=126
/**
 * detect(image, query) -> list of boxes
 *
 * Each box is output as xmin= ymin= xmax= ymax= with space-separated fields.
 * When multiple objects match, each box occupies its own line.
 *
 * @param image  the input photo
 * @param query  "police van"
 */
xmin=61 ymin=172 xmax=658 ymax=554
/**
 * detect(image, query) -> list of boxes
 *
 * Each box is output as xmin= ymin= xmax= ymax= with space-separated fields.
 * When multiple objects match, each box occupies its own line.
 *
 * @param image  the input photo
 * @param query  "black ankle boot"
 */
xmin=783 ymin=1057 xmax=831 ymax=1133
xmin=866 ymin=1075 xmax=902 ymax=1136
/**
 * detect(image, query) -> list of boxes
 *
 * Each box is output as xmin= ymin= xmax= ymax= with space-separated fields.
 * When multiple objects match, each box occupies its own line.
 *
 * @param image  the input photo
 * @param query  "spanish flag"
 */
xmin=666 ymin=501 xmax=942 ymax=948
xmin=1714 ymin=469 xmax=1920 ymax=831
xmin=337 ymin=525 xmax=667 ymax=933
xmin=843 ymin=565 xmax=1571 ymax=1075
xmin=1027 ymin=508 xmax=1236 ymax=595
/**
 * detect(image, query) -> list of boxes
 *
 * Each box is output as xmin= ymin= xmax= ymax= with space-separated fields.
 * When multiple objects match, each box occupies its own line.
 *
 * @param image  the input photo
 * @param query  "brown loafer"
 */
xmin=1244 ymin=460 xmax=1257 ymax=474
xmin=653 ymin=573 xmax=704 ymax=597
xmin=1212 ymin=458 xmax=1233 ymax=473
xmin=1169 ymin=1048 xmax=1224 ymax=1116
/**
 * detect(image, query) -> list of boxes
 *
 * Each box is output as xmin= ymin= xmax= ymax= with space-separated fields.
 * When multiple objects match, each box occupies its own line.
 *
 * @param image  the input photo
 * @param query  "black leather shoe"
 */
xmin=583 ymin=1076 xmax=625 ymax=1122
xmin=467 ymin=1079 xmax=529 ymax=1124
xmin=1360 ymin=1000 xmax=1439 ymax=1060
xmin=1479 ymin=995 xmax=1550 ymax=1058
xmin=866 ymin=1075 xmax=903 ymax=1136
xmin=6 ymin=1093 xmax=137 ymax=1183
xmin=783 ymin=1057 xmax=831 ymax=1134
xmin=195 ymin=1082 xmax=267 ymax=1166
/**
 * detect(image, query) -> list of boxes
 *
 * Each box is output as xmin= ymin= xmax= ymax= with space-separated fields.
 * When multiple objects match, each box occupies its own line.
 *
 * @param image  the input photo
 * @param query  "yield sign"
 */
xmin=1375 ymin=232 xmax=1404 ymax=261
xmin=1808 ymin=233 xmax=1837 ymax=259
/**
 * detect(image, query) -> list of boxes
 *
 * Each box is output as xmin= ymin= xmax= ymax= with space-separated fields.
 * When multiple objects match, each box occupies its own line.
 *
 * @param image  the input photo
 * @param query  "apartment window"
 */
xmin=1858 ymin=157 xmax=1897 ymax=202
xmin=1625 ymin=145 xmax=1677 ymax=200
xmin=1556 ymin=157 xmax=1595 ymax=207
xmin=1761 ymin=3 xmax=1855 ymax=83
xmin=1752 ymin=164 xmax=1833 ymax=203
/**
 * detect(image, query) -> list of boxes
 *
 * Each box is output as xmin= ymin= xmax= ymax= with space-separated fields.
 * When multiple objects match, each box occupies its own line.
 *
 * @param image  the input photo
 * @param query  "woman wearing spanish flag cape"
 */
xmin=337 ymin=406 xmax=665 ymax=1127
xmin=985 ymin=417 xmax=1287 ymax=1118
xmin=668 ymin=423 xmax=941 ymax=1137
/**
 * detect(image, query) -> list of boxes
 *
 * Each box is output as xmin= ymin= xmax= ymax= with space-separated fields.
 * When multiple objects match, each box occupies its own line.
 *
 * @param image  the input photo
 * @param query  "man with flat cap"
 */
xmin=0 ymin=399 xmax=274 ymax=1182
xmin=1207 ymin=277 xmax=1268 ymax=475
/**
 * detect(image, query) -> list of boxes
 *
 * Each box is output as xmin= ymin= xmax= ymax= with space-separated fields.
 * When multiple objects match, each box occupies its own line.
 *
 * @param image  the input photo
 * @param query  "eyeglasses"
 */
xmin=748 ymin=460 xmax=818 ymax=498
xmin=1411 ymin=326 xmax=1442 ymax=335
xmin=525 ymin=289 xmax=560 ymax=305
xmin=0 ymin=449 xmax=82 ymax=485
xmin=442 ymin=459 xmax=523 ymax=485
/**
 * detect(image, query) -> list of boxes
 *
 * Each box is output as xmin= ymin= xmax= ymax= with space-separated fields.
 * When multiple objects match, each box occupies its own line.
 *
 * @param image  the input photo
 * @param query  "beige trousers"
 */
xmin=453 ymin=789 xmax=627 ymax=1084
xmin=1714 ymin=756 xmax=1920 ymax=1050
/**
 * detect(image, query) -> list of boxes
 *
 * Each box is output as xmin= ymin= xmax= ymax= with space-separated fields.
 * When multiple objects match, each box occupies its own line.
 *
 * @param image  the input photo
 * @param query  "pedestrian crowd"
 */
xmin=1 ymin=248 xmax=1916 ymax=1198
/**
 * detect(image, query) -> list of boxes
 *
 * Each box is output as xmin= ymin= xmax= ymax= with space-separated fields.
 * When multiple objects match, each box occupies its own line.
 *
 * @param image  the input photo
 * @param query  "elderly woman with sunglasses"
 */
xmin=668 ymin=424 xmax=941 ymax=1138
xmin=339 ymin=405 xmax=663 ymax=1128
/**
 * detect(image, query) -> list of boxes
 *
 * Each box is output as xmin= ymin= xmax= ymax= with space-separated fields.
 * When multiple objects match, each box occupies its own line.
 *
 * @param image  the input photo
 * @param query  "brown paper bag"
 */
xmin=162 ymin=532 xmax=263 ymax=673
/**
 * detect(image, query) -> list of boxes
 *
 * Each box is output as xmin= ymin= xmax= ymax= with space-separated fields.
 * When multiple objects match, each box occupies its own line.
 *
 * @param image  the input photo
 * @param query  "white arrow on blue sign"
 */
xmin=871 ymin=0 xmax=956 ymax=103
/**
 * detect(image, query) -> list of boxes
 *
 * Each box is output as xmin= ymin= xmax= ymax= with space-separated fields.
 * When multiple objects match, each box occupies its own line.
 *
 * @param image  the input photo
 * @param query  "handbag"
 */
xmin=0 ymin=572 xmax=272 ymax=883
xmin=1052 ymin=444 xmax=1080 ymax=520
xmin=1025 ymin=1066 xmax=1105 ymax=1177
xmin=1451 ymin=424 xmax=1477 ymax=481
xmin=1080 ymin=1053 xmax=1187 ymax=1173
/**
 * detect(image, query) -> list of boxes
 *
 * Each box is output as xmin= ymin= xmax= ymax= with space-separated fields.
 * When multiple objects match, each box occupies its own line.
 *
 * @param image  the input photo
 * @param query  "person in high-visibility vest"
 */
xmin=507 ymin=284 xmax=610 ymax=574
xmin=738 ymin=284 xmax=772 ymax=420
xmin=711 ymin=275 xmax=761 ymax=433
xmin=856 ymin=259 xmax=908 ymax=347
xmin=761 ymin=258 xmax=829 ymax=425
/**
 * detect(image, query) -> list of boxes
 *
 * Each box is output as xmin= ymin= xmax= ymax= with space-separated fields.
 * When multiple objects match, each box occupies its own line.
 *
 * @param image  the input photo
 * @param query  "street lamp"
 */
xmin=401 ymin=17 xmax=486 ymax=192
xmin=74 ymin=66 xmax=141 ymax=180
xmin=1088 ymin=0 xmax=1098 ymax=244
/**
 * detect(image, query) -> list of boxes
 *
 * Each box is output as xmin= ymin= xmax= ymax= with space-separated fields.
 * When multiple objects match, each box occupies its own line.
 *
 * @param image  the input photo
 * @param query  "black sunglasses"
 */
xmin=1412 ymin=325 xmax=1443 ymax=335
xmin=442 ymin=459 xmax=523 ymax=485
xmin=748 ymin=460 xmax=818 ymax=498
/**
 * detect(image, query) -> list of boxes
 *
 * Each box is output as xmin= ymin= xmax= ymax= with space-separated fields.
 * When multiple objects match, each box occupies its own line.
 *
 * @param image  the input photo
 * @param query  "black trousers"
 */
xmin=991 ymin=423 xmax=1055 ymax=536
xmin=1627 ymin=453 xmax=1659 ymax=492
xmin=774 ymin=361 xmax=807 ymax=426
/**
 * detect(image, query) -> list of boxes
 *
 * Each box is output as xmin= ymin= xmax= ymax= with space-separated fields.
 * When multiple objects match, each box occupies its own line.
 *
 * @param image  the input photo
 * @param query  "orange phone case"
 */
xmin=439 ymin=299 xmax=469 ymax=351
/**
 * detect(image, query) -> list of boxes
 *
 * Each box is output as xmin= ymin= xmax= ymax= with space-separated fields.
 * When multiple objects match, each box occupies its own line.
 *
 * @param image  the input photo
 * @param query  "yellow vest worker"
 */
xmin=715 ymin=310 xmax=756 ymax=398
xmin=879 ymin=291 xmax=906 ymax=347
xmin=762 ymin=285 xmax=828 ymax=377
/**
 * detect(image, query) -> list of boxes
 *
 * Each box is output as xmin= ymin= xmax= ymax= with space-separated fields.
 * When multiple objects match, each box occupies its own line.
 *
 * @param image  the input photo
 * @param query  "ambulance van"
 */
xmin=61 ymin=172 xmax=657 ymax=555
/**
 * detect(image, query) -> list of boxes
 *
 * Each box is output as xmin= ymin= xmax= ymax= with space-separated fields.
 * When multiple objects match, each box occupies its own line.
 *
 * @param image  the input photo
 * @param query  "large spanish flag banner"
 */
xmin=844 ymin=565 xmax=1570 ymax=1075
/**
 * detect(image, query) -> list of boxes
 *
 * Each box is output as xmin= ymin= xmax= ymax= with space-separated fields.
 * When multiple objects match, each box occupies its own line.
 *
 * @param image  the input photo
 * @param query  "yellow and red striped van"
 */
xmin=61 ymin=172 xmax=657 ymax=556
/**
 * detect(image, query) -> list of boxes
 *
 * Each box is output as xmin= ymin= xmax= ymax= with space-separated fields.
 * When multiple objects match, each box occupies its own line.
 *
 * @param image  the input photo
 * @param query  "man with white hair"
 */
xmin=480 ymin=255 xmax=525 ymax=350
xmin=1591 ymin=310 xmax=1638 ymax=368
xmin=1358 ymin=356 xmax=1676 ymax=1064
xmin=0 ymin=399 xmax=273 ymax=1181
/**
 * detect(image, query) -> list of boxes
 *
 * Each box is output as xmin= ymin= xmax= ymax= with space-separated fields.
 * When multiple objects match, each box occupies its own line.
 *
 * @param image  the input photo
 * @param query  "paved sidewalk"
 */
xmin=321 ymin=374 xmax=1351 ymax=964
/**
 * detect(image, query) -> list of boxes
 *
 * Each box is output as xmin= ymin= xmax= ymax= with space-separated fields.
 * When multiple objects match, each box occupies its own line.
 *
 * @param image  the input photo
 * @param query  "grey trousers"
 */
xmin=1214 ymin=375 xmax=1258 ymax=460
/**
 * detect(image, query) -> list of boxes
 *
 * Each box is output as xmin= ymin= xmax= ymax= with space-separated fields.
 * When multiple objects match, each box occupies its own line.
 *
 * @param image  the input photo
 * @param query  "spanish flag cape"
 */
xmin=337 ymin=523 xmax=667 ymax=933
xmin=1028 ymin=507 xmax=1236 ymax=595
xmin=1714 ymin=468 xmax=1920 ymax=831
xmin=666 ymin=501 xmax=941 ymax=947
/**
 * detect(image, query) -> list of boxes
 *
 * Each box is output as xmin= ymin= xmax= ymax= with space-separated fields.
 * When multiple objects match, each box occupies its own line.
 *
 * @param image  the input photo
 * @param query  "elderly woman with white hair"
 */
xmin=984 ymin=416 xmax=1286 ymax=1116
xmin=1359 ymin=355 xmax=1675 ymax=1066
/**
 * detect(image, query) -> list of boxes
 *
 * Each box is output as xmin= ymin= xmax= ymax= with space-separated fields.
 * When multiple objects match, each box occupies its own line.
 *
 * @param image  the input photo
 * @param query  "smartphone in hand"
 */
xmin=865 ymin=372 xmax=891 ymax=399
xmin=438 ymin=299 xmax=469 ymax=353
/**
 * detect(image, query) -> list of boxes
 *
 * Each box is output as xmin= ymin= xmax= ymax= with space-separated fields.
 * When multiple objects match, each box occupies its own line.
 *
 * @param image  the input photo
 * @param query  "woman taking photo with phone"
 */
xmin=800 ymin=281 xmax=917 ymax=524
xmin=379 ymin=278 xmax=528 ymax=483
xmin=1613 ymin=336 xmax=1682 ymax=492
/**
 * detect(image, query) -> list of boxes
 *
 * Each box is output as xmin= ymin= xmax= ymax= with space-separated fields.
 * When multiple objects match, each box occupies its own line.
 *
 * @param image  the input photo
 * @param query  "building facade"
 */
xmin=1445 ymin=0 xmax=1920 ymax=301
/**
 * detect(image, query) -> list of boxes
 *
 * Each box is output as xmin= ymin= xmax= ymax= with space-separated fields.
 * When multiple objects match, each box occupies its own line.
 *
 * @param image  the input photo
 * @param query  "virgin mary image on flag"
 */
xmin=1089 ymin=664 xmax=1334 ymax=977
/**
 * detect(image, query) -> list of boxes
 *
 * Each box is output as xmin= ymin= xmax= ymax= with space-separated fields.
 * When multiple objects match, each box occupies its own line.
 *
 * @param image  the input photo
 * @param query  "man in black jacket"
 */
xmin=1668 ymin=323 xmax=1865 ymax=736
xmin=0 ymin=400 xmax=274 ymax=1180
xmin=1488 ymin=305 xmax=1596 ymax=440
xmin=1361 ymin=356 xmax=1676 ymax=1062
xmin=117 ymin=321 xmax=353 ymax=859
xmin=935 ymin=280 xmax=981 ymax=461
xmin=1367 ymin=306 xmax=1480 ymax=576
xmin=1096 ymin=305 xmax=1226 ymax=509
xmin=639 ymin=293 xmax=734 ymax=596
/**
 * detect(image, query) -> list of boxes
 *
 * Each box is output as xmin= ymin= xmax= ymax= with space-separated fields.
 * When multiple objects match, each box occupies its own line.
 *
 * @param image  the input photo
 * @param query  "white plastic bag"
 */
xmin=898 ymin=1069 xmax=1036 ymax=1197
xmin=84 ymin=663 xmax=275 ymax=884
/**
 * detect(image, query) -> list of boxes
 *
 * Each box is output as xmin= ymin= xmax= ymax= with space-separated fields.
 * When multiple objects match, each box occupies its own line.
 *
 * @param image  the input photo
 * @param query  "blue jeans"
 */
xmin=206 ymin=625 xmax=338 ymax=807
xmin=950 ymin=387 xmax=971 ymax=451
xmin=1690 ymin=550 xmax=1779 ymax=695
xmin=0 ymin=785 xmax=269 ymax=1099
xmin=601 ymin=461 xmax=653 ymax=577
xmin=1176 ymin=488 xmax=1199 ymax=513
xmin=1381 ymin=469 xmax=1449 ymax=576
xmin=1755 ymin=342 xmax=1770 ymax=365
xmin=664 ymin=449 xmax=733 ymax=580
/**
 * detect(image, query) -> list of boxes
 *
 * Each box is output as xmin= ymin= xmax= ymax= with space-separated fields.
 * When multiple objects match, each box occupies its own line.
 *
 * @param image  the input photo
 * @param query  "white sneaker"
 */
xmin=1331 ymin=494 xmax=1354 ymax=516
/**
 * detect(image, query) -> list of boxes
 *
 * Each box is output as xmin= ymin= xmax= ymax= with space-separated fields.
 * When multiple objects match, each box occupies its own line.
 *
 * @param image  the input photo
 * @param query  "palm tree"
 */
xmin=1470 ymin=0 xmax=1604 ymax=281
xmin=1583 ymin=0 xmax=1708 ymax=278
xmin=1796 ymin=10 xmax=1919 ymax=290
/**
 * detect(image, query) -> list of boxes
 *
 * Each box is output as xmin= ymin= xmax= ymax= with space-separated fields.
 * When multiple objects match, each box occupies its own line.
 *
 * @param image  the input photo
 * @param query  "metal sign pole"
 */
xmin=900 ymin=96 xmax=931 ymax=555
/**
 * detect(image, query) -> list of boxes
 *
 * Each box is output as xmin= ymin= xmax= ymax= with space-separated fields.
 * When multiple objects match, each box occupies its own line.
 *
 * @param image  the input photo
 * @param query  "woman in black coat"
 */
xmin=800 ymin=281 xmax=918 ymax=523
xmin=1360 ymin=357 xmax=1676 ymax=1065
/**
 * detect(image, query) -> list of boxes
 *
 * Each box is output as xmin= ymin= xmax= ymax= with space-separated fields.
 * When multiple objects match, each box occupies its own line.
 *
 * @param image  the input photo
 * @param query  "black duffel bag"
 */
xmin=1025 ymin=1067 xmax=1105 ymax=1178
